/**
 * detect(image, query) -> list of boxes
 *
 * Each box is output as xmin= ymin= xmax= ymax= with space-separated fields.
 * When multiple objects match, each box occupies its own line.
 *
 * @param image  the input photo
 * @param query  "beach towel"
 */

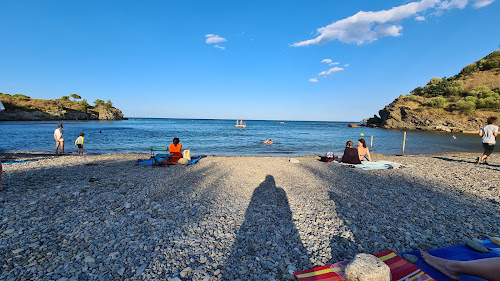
xmin=402 ymin=237 xmax=500 ymax=281
xmin=137 ymin=156 xmax=202 ymax=166
xmin=294 ymin=250 xmax=435 ymax=281
xmin=2 ymin=160 xmax=31 ymax=165
xmin=336 ymin=160 xmax=408 ymax=170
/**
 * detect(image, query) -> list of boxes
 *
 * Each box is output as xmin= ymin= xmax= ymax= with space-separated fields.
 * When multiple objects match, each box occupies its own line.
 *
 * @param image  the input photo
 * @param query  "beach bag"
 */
xmin=320 ymin=152 xmax=334 ymax=162
xmin=183 ymin=149 xmax=191 ymax=161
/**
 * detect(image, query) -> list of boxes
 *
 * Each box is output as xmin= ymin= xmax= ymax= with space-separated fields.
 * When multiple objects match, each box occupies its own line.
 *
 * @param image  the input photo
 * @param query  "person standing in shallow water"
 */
xmin=477 ymin=116 xmax=498 ymax=165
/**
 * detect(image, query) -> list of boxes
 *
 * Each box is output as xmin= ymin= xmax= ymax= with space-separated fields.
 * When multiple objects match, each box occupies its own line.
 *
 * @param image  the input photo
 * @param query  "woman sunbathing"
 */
xmin=421 ymin=251 xmax=500 ymax=281
xmin=357 ymin=138 xmax=372 ymax=161
xmin=341 ymin=141 xmax=362 ymax=164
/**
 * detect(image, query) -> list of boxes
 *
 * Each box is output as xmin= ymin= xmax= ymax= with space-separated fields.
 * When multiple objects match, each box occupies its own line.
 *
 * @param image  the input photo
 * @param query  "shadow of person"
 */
xmin=223 ymin=175 xmax=311 ymax=280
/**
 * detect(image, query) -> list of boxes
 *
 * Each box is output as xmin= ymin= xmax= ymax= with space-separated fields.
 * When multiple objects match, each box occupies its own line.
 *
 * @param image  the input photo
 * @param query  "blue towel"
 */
xmin=3 ymin=160 xmax=31 ymax=165
xmin=402 ymin=237 xmax=500 ymax=281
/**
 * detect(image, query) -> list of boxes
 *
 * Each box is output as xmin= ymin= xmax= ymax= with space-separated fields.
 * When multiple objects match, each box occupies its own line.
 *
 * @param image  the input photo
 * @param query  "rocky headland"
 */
xmin=0 ymin=94 xmax=124 ymax=121
xmin=365 ymin=50 xmax=500 ymax=132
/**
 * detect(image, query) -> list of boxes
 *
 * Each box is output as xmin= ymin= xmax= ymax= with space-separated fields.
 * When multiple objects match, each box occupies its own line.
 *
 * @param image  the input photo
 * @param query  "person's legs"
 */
xmin=421 ymin=251 xmax=500 ymax=281
xmin=55 ymin=141 xmax=60 ymax=154
xmin=482 ymin=149 xmax=493 ymax=163
xmin=60 ymin=141 xmax=65 ymax=154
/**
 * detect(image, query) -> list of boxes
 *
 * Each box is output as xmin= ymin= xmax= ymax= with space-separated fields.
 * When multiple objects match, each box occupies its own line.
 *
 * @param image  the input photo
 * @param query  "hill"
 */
xmin=366 ymin=50 xmax=500 ymax=132
xmin=0 ymin=93 xmax=124 ymax=121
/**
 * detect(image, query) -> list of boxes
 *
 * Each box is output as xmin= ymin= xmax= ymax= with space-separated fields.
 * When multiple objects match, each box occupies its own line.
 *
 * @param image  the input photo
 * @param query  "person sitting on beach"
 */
xmin=477 ymin=116 xmax=498 ymax=165
xmin=54 ymin=123 xmax=64 ymax=155
xmin=357 ymin=138 xmax=372 ymax=161
xmin=421 ymin=251 xmax=500 ymax=281
xmin=75 ymin=133 xmax=85 ymax=155
xmin=341 ymin=141 xmax=362 ymax=164
xmin=169 ymin=137 xmax=183 ymax=162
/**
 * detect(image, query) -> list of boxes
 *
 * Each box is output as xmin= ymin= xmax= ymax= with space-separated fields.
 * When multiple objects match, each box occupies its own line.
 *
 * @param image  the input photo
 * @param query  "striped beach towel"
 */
xmin=294 ymin=250 xmax=435 ymax=281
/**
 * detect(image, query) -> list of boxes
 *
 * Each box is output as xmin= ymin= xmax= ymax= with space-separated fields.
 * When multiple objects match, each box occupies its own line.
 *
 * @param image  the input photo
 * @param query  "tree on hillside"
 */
xmin=79 ymin=99 xmax=90 ymax=113
xmin=70 ymin=93 xmax=81 ymax=101
xmin=60 ymin=96 xmax=70 ymax=100
xmin=105 ymin=99 xmax=113 ymax=108
xmin=94 ymin=99 xmax=105 ymax=106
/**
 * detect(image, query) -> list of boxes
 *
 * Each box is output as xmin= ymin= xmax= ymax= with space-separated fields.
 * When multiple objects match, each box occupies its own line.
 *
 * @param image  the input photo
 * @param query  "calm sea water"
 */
xmin=0 ymin=118 xmax=483 ymax=156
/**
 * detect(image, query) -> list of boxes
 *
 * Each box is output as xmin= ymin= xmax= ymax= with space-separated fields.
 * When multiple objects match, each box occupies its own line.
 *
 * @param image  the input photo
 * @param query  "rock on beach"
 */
xmin=0 ymin=152 xmax=498 ymax=280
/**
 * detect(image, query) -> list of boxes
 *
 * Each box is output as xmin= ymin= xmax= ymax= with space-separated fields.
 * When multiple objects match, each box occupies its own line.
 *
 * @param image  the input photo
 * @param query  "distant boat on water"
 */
xmin=235 ymin=120 xmax=246 ymax=128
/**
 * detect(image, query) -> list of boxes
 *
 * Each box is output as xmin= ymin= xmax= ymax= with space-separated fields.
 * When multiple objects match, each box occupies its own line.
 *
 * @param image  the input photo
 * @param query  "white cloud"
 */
xmin=319 ymin=67 xmax=344 ymax=76
xmin=329 ymin=62 xmax=340 ymax=65
xmin=291 ymin=0 xmax=487 ymax=46
xmin=344 ymin=64 xmax=350 ymax=67
xmin=309 ymin=78 xmax=319 ymax=83
xmin=473 ymin=0 xmax=495 ymax=7
xmin=438 ymin=0 xmax=468 ymax=9
xmin=213 ymin=45 xmax=226 ymax=50
xmin=321 ymin=59 xmax=333 ymax=64
xmin=205 ymin=34 xmax=227 ymax=44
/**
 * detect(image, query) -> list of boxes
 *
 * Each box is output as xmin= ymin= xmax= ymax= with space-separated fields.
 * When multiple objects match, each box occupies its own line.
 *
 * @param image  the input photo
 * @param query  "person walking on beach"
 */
xmin=54 ymin=123 xmax=65 ymax=155
xmin=75 ymin=133 xmax=85 ymax=155
xmin=477 ymin=117 xmax=498 ymax=164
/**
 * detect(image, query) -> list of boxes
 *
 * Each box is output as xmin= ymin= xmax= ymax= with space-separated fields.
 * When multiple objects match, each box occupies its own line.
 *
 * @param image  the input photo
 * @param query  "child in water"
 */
xmin=75 ymin=133 xmax=85 ymax=155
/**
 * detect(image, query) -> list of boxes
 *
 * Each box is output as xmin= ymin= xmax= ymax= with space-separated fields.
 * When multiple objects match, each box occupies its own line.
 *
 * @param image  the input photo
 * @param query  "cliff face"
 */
xmin=366 ymin=97 xmax=497 ymax=132
xmin=366 ymin=50 xmax=500 ymax=132
xmin=0 ymin=96 xmax=124 ymax=121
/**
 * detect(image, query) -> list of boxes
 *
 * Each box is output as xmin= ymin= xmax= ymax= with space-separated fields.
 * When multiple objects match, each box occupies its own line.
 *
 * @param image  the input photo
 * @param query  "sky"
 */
xmin=0 ymin=0 xmax=499 ymax=121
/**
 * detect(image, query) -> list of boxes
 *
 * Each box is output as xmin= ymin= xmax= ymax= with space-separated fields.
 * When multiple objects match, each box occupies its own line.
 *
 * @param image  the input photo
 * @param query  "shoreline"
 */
xmin=1 ymin=152 xmax=498 ymax=280
xmin=0 ymin=150 xmax=486 ymax=161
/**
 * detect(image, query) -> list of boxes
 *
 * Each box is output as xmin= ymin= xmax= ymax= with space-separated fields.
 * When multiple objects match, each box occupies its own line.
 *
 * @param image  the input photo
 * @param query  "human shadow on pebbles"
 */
xmin=432 ymin=156 xmax=500 ymax=170
xmin=223 ymin=175 xmax=311 ymax=280
xmin=303 ymin=164 xmax=499 ymax=264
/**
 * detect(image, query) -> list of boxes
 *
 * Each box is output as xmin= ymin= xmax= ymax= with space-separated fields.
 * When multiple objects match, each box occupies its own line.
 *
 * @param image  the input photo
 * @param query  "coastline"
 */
xmin=1 ymin=153 xmax=498 ymax=280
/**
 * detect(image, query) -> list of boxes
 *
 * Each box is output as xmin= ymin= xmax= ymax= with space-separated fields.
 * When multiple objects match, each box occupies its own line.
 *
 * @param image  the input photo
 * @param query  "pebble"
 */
xmin=490 ymin=237 xmax=500 ymax=246
xmin=0 ymin=153 xmax=498 ymax=280
xmin=180 ymin=267 xmax=192 ymax=278
xmin=403 ymin=254 xmax=418 ymax=263
xmin=465 ymin=239 xmax=489 ymax=253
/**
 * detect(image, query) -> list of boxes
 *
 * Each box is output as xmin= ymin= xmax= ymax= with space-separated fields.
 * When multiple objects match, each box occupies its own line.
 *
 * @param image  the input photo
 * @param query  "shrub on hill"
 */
xmin=426 ymin=96 xmax=447 ymax=108
xmin=12 ymin=94 xmax=31 ymax=99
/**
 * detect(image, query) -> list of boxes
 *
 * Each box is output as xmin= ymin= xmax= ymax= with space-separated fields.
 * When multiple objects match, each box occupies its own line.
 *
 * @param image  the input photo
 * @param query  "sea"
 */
xmin=0 ymin=118 xmax=483 ymax=156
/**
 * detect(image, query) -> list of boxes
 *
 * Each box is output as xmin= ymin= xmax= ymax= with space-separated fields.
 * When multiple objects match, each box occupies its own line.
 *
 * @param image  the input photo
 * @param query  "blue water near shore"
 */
xmin=0 ymin=118 xmax=482 ymax=156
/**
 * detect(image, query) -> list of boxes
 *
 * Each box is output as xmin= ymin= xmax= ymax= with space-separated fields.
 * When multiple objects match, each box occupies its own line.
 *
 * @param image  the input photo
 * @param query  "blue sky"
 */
xmin=0 ymin=0 xmax=498 ymax=121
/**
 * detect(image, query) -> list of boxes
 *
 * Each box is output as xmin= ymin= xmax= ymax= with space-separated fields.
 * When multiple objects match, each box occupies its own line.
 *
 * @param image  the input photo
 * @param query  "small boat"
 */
xmin=235 ymin=120 xmax=247 ymax=128
xmin=279 ymin=122 xmax=285 ymax=124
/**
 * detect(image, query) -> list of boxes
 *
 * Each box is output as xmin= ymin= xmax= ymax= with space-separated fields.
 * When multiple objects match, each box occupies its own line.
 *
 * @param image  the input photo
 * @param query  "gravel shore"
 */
xmin=1 ymin=153 xmax=499 ymax=280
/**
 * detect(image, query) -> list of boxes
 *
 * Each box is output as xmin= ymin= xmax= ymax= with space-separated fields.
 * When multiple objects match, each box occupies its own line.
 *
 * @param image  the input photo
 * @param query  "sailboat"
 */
xmin=234 ymin=120 xmax=246 ymax=128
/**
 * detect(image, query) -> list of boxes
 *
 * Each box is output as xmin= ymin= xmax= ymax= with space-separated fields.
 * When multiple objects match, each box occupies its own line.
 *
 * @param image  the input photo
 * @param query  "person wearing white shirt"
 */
xmin=54 ymin=123 xmax=65 ymax=155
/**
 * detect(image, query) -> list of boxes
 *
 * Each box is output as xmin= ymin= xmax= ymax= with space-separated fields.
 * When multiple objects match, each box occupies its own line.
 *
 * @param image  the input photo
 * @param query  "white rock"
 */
xmin=3 ymin=229 xmax=15 ymax=235
xmin=345 ymin=253 xmax=390 ymax=281
xmin=117 ymin=267 xmax=125 ymax=276
xmin=12 ymin=248 xmax=24 ymax=254
xmin=84 ymin=256 xmax=95 ymax=263
xmin=124 ymin=202 xmax=131 ymax=209
xmin=180 ymin=267 xmax=192 ymax=278
xmin=289 ymin=158 xmax=299 ymax=164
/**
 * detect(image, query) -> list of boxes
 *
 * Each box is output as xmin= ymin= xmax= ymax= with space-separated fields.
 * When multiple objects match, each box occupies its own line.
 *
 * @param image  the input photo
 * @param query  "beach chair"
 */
xmin=150 ymin=146 xmax=169 ymax=157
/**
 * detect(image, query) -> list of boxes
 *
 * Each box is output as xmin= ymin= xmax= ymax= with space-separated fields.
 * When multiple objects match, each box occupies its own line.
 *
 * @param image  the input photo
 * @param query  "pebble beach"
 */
xmin=1 ymin=153 xmax=499 ymax=280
